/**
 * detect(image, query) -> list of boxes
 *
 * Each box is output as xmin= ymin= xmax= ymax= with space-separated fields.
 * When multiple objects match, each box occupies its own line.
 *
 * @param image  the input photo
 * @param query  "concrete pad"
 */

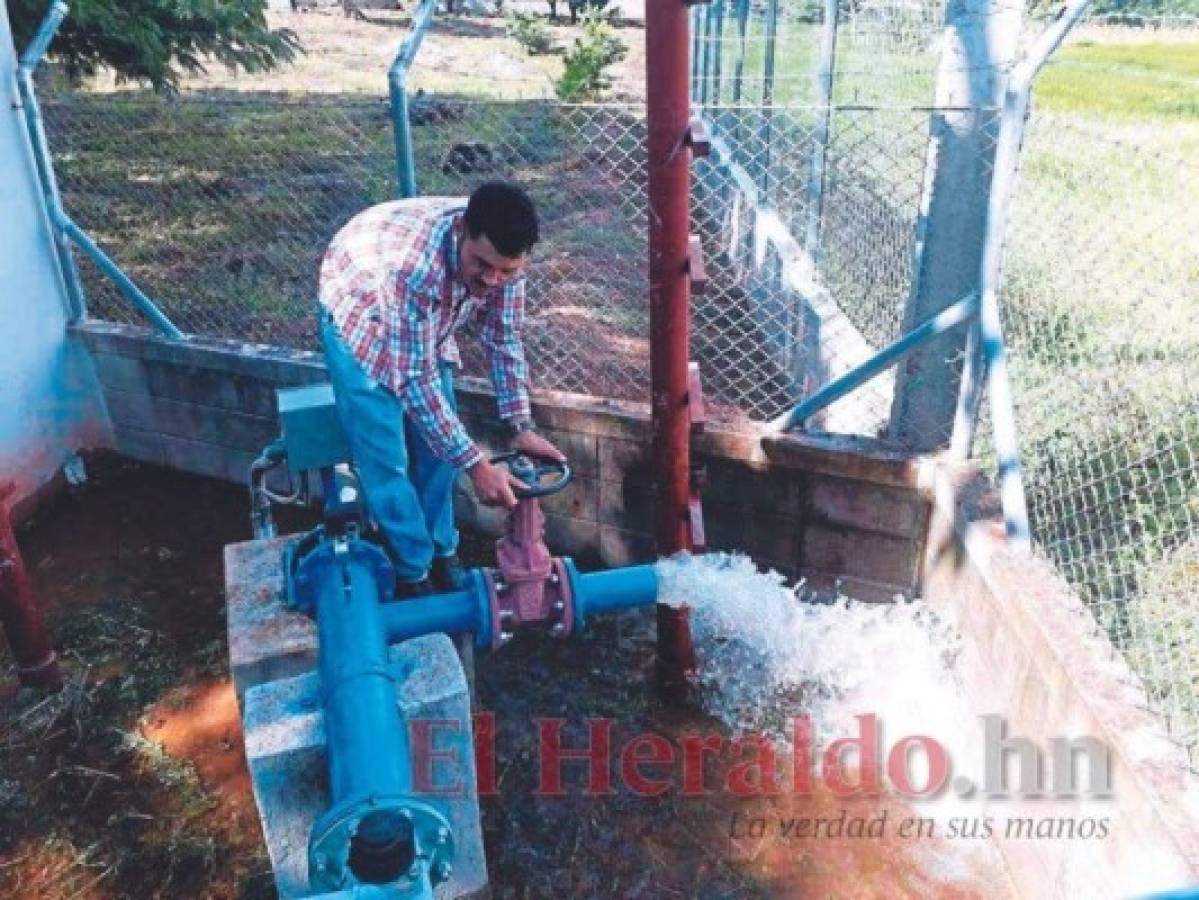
xmin=226 ymin=535 xmax=316 ymax=702
xmin=228 ymin=536 xmax=488 ymax=898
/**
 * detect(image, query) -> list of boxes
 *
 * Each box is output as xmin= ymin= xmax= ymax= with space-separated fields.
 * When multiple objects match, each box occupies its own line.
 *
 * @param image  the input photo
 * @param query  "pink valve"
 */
xmin=482 ymin=454 xmax=575 ymax=650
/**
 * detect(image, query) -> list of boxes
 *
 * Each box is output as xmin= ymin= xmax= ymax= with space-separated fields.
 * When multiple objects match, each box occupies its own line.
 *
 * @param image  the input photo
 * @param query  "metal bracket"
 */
xmin=685 ymin=117 xmax=711 ymax=157
xmin=686 ymin=235 xmax=708 ymax=296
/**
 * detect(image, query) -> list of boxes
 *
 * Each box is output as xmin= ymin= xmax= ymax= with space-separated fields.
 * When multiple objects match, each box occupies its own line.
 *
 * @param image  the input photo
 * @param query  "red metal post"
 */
xmin=647 ymin=0 xmax=699 ymax=697
xmin=0 ymin=483 xmax=62 ymax=691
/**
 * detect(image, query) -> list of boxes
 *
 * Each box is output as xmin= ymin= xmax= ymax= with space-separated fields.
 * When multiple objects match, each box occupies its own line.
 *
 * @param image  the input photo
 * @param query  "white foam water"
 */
xmin=654 ymin=552 xmax=1008 ymax=889
xmin=655 ymin=551 xmax=966 ymax=749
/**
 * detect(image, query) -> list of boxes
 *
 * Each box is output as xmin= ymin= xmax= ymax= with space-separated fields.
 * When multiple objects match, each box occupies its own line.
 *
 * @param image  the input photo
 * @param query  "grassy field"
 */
xmin=1002 ymin=33 xmax=1199 ymax=754
xmin=1036 ymin=39 xmax=1199 ymax=119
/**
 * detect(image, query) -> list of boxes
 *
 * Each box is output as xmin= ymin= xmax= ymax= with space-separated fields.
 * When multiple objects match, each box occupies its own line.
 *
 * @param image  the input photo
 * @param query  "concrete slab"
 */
xmin=228 ymin=536 xmax=488 ymax=898
xmin=226 ymin=535 xmax=316 ymax=702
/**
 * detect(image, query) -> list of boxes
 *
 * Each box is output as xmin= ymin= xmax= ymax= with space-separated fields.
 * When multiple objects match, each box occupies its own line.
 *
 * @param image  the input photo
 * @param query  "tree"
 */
xmin=7 ymin=0 xmax=300 ymax=92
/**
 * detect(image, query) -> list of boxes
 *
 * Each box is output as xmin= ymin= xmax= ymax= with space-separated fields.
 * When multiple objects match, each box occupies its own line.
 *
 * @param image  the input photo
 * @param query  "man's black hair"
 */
xmin=463 ymin=181 xmax=539 ymax=258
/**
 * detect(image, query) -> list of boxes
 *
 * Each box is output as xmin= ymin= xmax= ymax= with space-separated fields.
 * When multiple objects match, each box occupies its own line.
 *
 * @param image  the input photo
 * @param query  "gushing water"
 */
xmin=655 ymin=552 xmax=967 ymax=750
xmin=654 ymin=553 xmax=1009 ymax=887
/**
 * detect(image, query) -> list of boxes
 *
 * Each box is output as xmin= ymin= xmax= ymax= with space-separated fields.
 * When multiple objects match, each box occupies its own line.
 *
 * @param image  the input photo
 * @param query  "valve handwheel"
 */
xmin=489 ymin=452 xmax=573 ymax=499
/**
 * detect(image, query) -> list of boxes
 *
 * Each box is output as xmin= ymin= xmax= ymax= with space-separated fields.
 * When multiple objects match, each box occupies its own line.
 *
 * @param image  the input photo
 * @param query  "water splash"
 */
xmin=655 ymin=552 xmax=966 ymax=749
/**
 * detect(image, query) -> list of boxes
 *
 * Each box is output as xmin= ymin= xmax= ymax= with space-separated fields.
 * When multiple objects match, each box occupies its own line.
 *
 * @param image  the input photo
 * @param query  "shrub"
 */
xmin=554 ymin=12 xmax=627 ymax=101
xmin=506 ymin=11 xmax=554 ymax=55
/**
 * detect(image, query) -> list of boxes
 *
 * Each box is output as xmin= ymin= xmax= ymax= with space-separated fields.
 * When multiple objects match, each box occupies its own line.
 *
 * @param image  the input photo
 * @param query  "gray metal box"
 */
xmin=277 ymin=384 xmax=352 ymax=473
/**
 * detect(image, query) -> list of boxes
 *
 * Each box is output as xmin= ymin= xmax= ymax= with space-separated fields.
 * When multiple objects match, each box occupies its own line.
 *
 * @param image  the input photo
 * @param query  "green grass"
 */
xmin=1000 ymin=35 xmax=1199 ymax=756
xmin=1036 ymin=41 xmax=1199 ymax=119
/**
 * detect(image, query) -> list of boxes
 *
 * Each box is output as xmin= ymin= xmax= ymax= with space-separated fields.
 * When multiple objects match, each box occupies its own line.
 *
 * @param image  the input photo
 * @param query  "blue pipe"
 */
xmin=381 ymin=575 xmax=491 ymax=648
xmin=772 ymin=292 xmax=978 ymax=433
xmin=573 ymin=564 xmax=660 ymax=624
xmin=389 ymin=0 xmax=438 ymax=198
xmin=18 ymin=0 xmax=67 ymax=69
xmin=310 ymin=543 xmax=412 ymax=804
xmin=54 ymin=213 xmax=185 ymax=340
xmin=17 ymin=1 xmax=87 ymax=321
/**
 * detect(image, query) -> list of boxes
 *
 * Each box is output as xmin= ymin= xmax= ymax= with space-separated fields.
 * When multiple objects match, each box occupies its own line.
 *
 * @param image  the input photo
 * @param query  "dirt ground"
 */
xmin=0 ymin=456 xmax=1006 ymax=898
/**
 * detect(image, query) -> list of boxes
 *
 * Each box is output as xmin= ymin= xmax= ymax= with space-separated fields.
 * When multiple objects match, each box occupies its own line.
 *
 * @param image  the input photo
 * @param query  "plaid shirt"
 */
xmin=318 ymin=198 xmax=532 ymax=469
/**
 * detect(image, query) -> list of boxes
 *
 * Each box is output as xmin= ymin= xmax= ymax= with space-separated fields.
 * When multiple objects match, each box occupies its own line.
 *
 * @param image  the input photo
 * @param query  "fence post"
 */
xmin=888 ymin=0 xmax=1022 ymax=451
xmin=389 ymin=0 xmax=437 ymax=198
xmin=760 ymin=0 xmax=779 ymax=197
xmin=731 ymin=0 xmax=750 ymax=144
xmin=805 ymin=0 xmax=839 ymax=260
xmin=711 ymin=0 xmax=725 ymax=110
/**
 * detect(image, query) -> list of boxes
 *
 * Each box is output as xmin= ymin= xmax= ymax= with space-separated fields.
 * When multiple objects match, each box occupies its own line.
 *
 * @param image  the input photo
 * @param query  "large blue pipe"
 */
xmin=310 ymin=543 xmax=411 ymax=804
xmin=376 ymin=564 xmax=660 ymax=647
xmin=381 ymin=581 xmax=487 ymax=647
xmin=574 ymin=564 xmax=660 ymax=621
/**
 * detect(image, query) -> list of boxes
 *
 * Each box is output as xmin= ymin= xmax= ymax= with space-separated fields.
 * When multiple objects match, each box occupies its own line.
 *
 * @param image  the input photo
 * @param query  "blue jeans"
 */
xmin=319 ymin=310 xmax=459 ymax=582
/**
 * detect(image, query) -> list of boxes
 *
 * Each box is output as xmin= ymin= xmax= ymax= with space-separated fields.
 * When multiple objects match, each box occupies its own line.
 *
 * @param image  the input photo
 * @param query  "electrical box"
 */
xmin=277 ymin=384 xmax=352 ymax=473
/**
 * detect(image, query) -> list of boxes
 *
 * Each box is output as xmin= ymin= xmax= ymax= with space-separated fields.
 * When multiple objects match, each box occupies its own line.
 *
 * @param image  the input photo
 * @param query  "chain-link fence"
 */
xmin=34 ymin=5 xmax=1199 ymax=755
xmin=999 ymin=110 xmax=1199 ymax=759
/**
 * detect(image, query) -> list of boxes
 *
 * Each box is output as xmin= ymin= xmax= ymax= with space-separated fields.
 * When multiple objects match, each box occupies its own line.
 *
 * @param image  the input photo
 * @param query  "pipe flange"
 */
xmin=548 ymin=557 xmax=575 ymax=640
xmin=308 ymin=795 xmax=453 ymax=894
xmin=482 ymin=569 xmax=510 ymax=651
xmin=286 ymin=535 xmax=395 ymax=616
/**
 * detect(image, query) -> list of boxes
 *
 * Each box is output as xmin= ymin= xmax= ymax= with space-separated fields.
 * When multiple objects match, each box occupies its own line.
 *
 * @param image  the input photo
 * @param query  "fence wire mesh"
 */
xmin=998 ymin=110 xmax=1199 ymax=759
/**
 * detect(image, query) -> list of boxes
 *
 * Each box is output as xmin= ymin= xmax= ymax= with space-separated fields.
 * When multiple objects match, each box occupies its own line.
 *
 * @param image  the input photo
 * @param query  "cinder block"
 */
xmin=226 ymin=536 xmax=316 ymax=699
xmin=159 ymin=434 xmax=258 ymax=484
xmin=698 ymin=456 xmax=806 ymax=519
xmin=104 ymin=388 xmax=158 ymax=433
xmin=243 ymin=635 xmax=486 ymax=899
xmin=538 ymin=474 xmax=597 ymax=522
xmin=598 ymin=436 xmax=650 ymax=481
xmin=144 ymin=361 xmax=281 ymax=417
xmin=761 ymin=431 xmax=927 ymax=489
xmin=705 ymin=503 xmax=800 ymax=572
xmin=543 ymin=512 xmax=601 ymax=563
xmin=599 ymin=524 xmax=655 ymax=568
xmin=801 ymin=522 xmax=920 ymax=589
xmin=113 ymin=426 xmax=165 ymax=466
xmin=91 ymin=351 xmax=148 ymax=393
xmin=597 ymin=478 xmax=654 ymax=532
xmin=809 ymin=476 xmax=926 ymax=538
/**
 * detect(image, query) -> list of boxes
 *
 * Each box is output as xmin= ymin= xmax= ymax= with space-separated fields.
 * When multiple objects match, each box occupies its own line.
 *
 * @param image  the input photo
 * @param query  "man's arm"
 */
xmin=478 ymin=279 xmax=533 ymax=426
xmin=388 ymin=281 xmax=523 ymax=507
xmin=477 ymin=280 xmax=566 ymax=463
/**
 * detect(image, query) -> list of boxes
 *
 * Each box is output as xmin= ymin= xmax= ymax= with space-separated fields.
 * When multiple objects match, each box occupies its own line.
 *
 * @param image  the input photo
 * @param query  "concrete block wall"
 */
xmin=75 ymin=321 xmax=930 ymax=595
xmin=920 ymin=463 xmax=1199 ymax=897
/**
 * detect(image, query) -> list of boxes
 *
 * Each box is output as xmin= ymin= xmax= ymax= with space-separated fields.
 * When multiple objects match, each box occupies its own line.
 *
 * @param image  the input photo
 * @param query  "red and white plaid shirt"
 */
xmin=318 ymin=198 xmax=532 ymax=469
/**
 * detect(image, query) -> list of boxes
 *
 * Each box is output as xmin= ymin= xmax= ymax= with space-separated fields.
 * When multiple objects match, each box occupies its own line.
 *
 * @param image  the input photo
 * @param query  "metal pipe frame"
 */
xmin=771 ymin=291 xmax=978 ymax=433
xmin=952 ymin=0 xmax=1094 ymax=546
xmin=17 ymin=1 xmax=86 ymax=321
xmin=18 ymin=1 xmax=183 ymax=339
xmin=54 ymin=212 xmax=185 ymax=340
xmin=776 ymin=0 xmax=1093 ymax=547
xmin=389 ymin=0 xmax=438 ymax=198
xmin=804 ymin=0 xmax=839 ymax=261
